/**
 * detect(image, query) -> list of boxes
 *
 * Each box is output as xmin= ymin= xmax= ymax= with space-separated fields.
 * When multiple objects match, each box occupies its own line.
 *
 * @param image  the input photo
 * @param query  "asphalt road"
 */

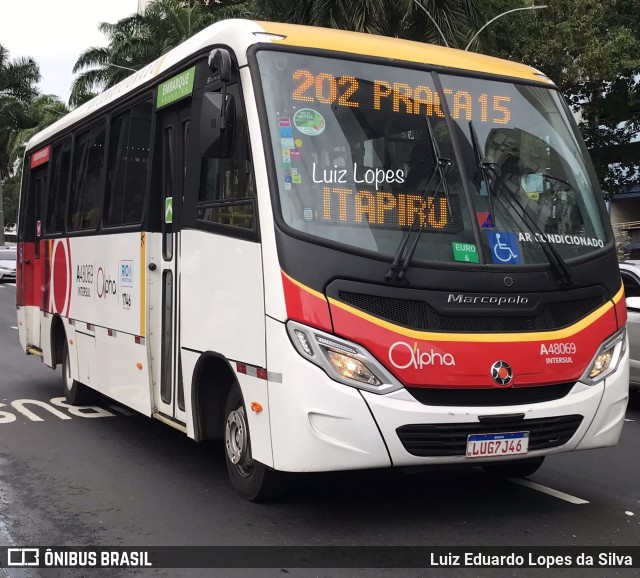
xmin=0 ymin=281 xmax=639 ymax=577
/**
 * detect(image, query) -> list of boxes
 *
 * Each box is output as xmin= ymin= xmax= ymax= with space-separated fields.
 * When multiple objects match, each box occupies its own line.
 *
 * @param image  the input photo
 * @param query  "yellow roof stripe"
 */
xmin=256 ymin=21 xmax=553 ymax=85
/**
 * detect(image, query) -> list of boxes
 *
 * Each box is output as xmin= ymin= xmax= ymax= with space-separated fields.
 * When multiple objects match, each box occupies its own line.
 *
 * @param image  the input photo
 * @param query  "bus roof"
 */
xmin=26 ymin=19 xmax=552 ymax=152
xmin=258 ymin=21 xmax=553 ymax=86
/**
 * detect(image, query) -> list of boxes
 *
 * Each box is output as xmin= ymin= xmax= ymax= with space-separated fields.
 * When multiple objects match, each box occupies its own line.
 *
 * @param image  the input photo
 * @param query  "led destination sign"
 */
xmin=291 ymin=69 xmax=511 ymax=124
xmin=320 ymin=187 xmax=462 ymax=232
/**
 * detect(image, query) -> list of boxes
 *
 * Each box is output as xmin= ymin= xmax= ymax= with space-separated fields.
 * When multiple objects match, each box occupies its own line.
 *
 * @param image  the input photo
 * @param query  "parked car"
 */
xmin=0 ymin=246 xmax=16 ymax=283
xmin=619 ymin=261 xmax=640 ymax=390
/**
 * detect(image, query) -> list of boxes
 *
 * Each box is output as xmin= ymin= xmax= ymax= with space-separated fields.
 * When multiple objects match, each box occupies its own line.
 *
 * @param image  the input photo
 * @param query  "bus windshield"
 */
xmin=256 ymin=50 xmax=609 ymax=266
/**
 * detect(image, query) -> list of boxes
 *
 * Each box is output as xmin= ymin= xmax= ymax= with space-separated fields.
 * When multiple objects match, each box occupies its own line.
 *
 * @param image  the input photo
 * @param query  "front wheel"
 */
xmin=61 ymin=341 xmax=94 ymax=405
xmin=224 ymin=385 xmax=288 ymax=502
xmin=481 ymin=456 xmax=545 ymax=478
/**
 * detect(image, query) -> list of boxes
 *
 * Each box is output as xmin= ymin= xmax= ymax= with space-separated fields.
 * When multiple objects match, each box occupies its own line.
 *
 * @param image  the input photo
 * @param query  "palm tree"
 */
xmin=0 ymin=44 xmax=40 ymax=102
xmin=0 ymin=44 xmax=40 ymax=243
xmin=70 ymin=0 xmax=250 ymax=107
xmin=70 ymin=16 xmax=149 ymax=108
xmin=7 ymin=95 xmax=69 ymax=168
xmin=0 ymin=44 xmax=40 ymax=178
xmin=0 ymin=95 xmax=68 ymax=229
xmin=258 ymin=0 xmax=480 ymax=48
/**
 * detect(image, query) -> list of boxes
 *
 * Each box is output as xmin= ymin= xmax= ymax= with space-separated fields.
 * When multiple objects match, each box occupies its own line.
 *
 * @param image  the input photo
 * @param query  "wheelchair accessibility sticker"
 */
xmin=486 ymin=231 xmax=522 ymax=264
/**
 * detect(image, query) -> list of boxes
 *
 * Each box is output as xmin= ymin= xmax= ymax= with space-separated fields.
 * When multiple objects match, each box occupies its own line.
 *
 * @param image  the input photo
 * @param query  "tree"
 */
xmin=0 ymin=44 xmax=40 ymax=179
xmin=258 ymin=0 xmax=480 ymax=48
xmin=0 ymin=44 xmax=40 ymax=102
xmin=70 ymin=0 xmax=250 ymax=107
xmin=0 ymin=95 xmax=68 ymax=229
xmin=473 ymin=0 xmax=640 ymax=198
xmin=0 ymin=44 xmax=40 ymax=243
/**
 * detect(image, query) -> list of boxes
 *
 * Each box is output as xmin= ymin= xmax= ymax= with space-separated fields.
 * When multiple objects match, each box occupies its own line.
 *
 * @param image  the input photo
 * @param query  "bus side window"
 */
xmin=104 ymin=100 xmax=153 ymax=227
xmin=68 ymin=122 xmax=106 ymax=232
xmin=196 ymin=87 xmax=255 ymax=231
xmin=46 ymin=140 xmax=72 ymax=235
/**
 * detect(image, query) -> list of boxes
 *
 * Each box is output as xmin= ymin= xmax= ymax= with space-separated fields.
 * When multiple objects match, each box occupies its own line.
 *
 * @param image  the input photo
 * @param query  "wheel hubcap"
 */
xmin=63 ymin=353 xmax=73 ymax=392
xmin=225 ymin=406 xmax=253 ymax=477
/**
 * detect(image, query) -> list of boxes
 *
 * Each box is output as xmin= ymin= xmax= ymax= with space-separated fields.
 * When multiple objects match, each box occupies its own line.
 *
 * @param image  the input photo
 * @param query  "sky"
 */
xmin=0 ymin=0 xmax=139 ymax=104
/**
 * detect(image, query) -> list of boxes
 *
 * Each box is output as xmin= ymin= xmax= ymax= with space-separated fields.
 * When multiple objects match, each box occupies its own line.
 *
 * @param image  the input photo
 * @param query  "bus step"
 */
xmin=153 ymin=412 xmax=187 ymax=433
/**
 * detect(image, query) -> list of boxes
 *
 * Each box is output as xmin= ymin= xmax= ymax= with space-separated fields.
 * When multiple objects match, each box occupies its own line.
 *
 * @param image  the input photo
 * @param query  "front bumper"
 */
xmin=265 ymin=318 xmax=629 ymax=472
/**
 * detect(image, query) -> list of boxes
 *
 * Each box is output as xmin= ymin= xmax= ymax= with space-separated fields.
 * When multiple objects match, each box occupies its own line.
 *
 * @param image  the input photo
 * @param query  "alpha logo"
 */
xmin=388 ymin=341 xmax=456 ymax=369
xmin=96 ymin=267 xmax=117 ymax=299
xmin=448 ymin=293 xmax=529 ymax=305
xmin=491 ymin=360 xmax=513 ymax=386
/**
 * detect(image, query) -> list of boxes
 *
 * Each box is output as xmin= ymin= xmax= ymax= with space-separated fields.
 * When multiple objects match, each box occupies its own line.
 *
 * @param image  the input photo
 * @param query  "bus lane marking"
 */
xmin=0 ymin=397 xmax=119 ymax=423
xmin=508 ymin=478 xmax=590 ymax=504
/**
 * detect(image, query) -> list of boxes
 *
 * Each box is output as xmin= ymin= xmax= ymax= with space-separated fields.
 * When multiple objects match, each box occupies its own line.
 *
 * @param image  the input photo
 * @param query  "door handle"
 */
xmin=148 ymin=263 xmax=157 ymax=271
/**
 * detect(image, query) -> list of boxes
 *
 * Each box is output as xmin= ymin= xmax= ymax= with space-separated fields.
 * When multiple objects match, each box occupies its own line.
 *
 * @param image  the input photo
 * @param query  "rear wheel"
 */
xmin=61 ymin=341 xmax=94 ymax=405
xmin=482 ymin=456 xmax=545 ymax=478
xmin=224 ymin=385 xmax=288 ymax=502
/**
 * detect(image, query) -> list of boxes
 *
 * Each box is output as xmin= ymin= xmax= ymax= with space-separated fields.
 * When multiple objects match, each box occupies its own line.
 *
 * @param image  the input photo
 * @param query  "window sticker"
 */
xmin=476 ymin=212 xmax=495 ymax=229
xmin=486 ymin=231 xmax=522 ymax=264
xmin=293 ymin=109 xmax=326 ymax=136
xmin=521 ymin=173 xmax=543 ymax=201
xmin=452 ymin=242 xmax=479 ymax=263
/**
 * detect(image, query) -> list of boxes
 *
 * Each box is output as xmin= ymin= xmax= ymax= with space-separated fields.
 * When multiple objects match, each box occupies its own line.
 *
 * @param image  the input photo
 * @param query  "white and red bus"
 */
xmin=17 ymin=20 xmax=628 ymax=500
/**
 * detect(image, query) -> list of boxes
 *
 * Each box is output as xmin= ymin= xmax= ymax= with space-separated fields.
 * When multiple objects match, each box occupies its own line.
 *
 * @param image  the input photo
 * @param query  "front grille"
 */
xmin=338 ymin=291 xmax=603 ymax=333
xmin=396 ymin=415 xmax=583 ymax=457
xmin=406 ymin=383 xmax=575 ymax=407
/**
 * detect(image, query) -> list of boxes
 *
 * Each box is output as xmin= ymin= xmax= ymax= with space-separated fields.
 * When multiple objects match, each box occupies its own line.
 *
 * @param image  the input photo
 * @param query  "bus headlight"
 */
xmin=325 ymin=350 xmax=381 ymax=385
xmin=286 ymin=321 xmax=402 ymax=394
xmin=581 ymin=327 xmax=626 ymax=385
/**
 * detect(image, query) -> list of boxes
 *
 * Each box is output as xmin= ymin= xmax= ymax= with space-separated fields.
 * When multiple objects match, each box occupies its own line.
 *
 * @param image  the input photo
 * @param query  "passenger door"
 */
xmin=20 ymin=164 xmax=48 ymax=349
xmin=148 ymin=105 xmax=190 ymax=425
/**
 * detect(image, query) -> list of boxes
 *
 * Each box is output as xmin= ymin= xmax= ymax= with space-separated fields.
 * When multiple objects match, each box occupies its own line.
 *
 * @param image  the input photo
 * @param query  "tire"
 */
xmin=224 ymin=385 xmax=289 ymax=502
xmin=61 ymin=341 xmax=94 ymax=405
xmin=482 ymin=456 xmax=545 ymax=478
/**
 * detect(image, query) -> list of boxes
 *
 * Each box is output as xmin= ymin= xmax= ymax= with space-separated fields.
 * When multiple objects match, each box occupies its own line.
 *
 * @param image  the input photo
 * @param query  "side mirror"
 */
xmin=208 ymin=48 xmax=233 ymax=82
xmin=200 ymin=92 xmax=235 ymax=158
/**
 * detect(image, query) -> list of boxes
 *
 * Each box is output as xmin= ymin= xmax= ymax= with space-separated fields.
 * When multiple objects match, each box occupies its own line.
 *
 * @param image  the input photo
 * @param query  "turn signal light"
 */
xmin=250 ymin=402 xmax=263 ymax=413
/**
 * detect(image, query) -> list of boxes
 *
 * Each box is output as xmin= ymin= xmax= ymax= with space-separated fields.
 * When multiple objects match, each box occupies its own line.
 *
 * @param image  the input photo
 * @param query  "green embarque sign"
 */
xmin=157 ymin=67 xmax=195 ymax=109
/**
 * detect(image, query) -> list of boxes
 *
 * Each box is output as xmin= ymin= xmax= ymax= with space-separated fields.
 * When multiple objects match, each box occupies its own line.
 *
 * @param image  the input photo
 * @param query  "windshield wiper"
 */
xmin=541 ymin=172 xmax=573 ymax=191
xmin=481 ymin=163 xmax=575 ymax=286
xmin=469 ymin=121 xmax=495 ymax=223
xmin=385 ymin=116 xmax=453 ymax=281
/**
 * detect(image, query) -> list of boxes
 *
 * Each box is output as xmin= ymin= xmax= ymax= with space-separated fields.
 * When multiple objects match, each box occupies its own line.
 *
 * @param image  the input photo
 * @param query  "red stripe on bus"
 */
xmin=65 ymin=238 xmax=72 ymax=317
xmin=329 ymin=298 xmax=617 ymax=388
xmin=281 ymin=271 xmax=332 ymax=332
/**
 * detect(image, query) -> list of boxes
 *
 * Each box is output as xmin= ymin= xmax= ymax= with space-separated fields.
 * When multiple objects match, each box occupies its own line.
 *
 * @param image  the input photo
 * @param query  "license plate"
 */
xmin=466 ymin=432 xmax=529 ymax=458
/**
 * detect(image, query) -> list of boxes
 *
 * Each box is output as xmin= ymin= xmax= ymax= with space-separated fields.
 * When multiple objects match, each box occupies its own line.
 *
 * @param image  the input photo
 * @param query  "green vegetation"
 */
xmin=0 ymin=43 xmax=41 ymax=233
